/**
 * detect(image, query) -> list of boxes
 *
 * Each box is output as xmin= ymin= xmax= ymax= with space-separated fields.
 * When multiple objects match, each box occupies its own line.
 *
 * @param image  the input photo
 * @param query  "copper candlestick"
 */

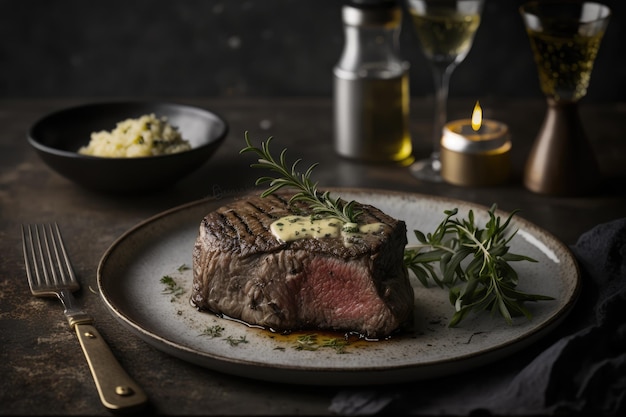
xmin=524 ymin=98 xmax=600 ymax=195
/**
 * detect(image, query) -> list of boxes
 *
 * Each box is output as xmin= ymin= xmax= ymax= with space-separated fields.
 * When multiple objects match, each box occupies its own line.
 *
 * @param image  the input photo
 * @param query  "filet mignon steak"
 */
xmin=191 ymin=192 xmax=414 ymax=339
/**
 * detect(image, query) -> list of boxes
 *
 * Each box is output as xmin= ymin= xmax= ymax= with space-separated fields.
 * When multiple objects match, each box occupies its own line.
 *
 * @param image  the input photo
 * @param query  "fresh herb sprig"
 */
xmin=240 ymin=133 xmax=361 ymax=229
xmin=404 ymin=205 xmax=554 ymax=327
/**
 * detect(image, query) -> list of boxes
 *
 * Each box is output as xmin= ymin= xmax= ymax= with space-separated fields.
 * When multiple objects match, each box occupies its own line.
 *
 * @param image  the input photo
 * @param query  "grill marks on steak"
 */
xmin=191 ymin=193 xmax=414 ymax=339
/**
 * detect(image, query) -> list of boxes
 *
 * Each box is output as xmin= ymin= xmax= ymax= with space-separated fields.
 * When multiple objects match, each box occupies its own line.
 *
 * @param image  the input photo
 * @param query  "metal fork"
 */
xmin=21 ymin=223 xmax=148 ymax=411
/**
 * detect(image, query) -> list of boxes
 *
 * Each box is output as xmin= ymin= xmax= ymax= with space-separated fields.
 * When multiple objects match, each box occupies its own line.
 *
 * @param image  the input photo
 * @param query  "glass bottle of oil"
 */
xmin=334 ymin=0 xmax=412 ymax=163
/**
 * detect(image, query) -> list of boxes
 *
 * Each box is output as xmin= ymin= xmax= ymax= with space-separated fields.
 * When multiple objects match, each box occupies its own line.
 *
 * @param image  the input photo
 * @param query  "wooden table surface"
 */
xmin=1 ymin=97 xmax=625 ymax=415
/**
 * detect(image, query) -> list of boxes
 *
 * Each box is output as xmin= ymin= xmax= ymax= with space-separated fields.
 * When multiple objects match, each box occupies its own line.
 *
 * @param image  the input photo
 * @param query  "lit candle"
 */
xmin=440 ymin=101 xmax=511 ymax=186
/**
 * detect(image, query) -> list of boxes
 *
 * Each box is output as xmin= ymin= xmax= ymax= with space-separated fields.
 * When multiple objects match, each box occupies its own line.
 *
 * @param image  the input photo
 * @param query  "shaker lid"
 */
xmin=349 ymin=0 xmax=396 ymax=8
xmin=343 ymin=0 xmax=401 ymax=26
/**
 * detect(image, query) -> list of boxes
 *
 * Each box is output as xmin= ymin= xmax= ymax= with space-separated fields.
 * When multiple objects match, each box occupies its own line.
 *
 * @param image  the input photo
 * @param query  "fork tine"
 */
xmin=40 ymin=224 xmax=58 ymax=286
xmin=42 ymin=224 xmax=65 ymax=285
xmin=48 ymin=223 xmax=77 ymax=285
xmin=22 ymin=224 xmax=51 ymax=293
xmin=21 ymin=223 xmax=79 ymax=295
xmin=21 ymin=224 xmax=36 ymax=290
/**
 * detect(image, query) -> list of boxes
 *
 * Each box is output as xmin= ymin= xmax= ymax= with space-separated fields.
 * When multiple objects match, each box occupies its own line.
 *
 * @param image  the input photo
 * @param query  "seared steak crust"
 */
xmin=191 ymin=193 xmax=414 ymax=338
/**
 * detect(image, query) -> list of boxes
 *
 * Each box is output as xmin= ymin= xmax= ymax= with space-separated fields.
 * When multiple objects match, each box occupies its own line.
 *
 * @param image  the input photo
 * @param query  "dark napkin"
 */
xmin=329 ymin=218 xmax=626 ymax=416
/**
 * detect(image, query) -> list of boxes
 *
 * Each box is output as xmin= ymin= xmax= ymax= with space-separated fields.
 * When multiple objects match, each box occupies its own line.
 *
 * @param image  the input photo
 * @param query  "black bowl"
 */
xmin=28 ymin=101 xmax=229 ymax=192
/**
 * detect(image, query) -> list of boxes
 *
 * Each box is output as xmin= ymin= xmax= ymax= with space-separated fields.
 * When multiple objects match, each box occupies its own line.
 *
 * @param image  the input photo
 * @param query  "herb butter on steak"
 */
xmin=191 ymin=192 xmax=414 ymax=339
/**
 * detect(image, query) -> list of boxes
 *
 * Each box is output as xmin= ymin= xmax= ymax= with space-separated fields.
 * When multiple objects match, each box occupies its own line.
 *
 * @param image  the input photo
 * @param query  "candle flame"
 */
xmin=471 ymin=101 xmax=482 ymax=131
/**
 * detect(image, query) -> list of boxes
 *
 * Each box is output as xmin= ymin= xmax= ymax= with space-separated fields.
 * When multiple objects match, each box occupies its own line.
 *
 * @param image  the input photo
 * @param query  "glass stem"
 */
xmin=430 ymin=63 xmax=455 ymax=160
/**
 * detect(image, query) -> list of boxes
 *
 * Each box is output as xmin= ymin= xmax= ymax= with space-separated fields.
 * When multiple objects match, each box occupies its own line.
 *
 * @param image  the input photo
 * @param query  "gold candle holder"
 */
xmin=440 ymin=111 xmax=511 ymax=187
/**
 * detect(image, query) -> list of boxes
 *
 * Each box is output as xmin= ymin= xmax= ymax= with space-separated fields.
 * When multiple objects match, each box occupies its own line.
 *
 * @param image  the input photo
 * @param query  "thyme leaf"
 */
xmin=240 ymin=132 xmax=362 ymax=228
xmin=294 ymin=334 xmax=319 ymax=351
xmin=404 ymin=204 xmax=554 ymax=327
xmin=292 ymin=334 xmax=350 ymax=354
xmin=160 ymin=275 xmax=185 ymax=300
xmin=198 ymin=325 xmax=224 ymax=338
xmin=224 ymin=335 xmax=248 ymax=346
xmin=321 ymin=338 xmax=350 ymax=354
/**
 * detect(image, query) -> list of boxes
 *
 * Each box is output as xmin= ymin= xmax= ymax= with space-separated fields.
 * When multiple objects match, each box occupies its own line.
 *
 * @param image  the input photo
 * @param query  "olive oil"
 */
xmin=334 ymin=72 xmax=412 ymax=163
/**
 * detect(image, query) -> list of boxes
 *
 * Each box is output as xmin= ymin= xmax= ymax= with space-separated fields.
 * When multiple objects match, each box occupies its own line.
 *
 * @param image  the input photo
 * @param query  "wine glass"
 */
xmin=406 ymin=0 xmax=484 ymax=182
xmin=520 ymin=1 xmax=610 ymax=195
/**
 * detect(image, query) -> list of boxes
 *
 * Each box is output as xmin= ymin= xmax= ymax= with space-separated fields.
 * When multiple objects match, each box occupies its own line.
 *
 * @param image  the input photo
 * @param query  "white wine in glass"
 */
xmin=406 ymin=0 xmax=484 ymax=182
xmin=520 ymin=1 xmax=610 ymax=195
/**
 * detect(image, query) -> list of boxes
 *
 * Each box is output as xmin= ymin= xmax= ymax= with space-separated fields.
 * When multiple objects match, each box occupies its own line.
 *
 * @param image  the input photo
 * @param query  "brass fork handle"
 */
xmin=74 ymin=323 xmax=148 ymax=410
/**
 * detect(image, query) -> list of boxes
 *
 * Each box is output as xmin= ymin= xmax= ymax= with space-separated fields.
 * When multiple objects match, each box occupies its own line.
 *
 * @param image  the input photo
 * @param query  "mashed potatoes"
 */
xmin=78 ymin=114 xmax=191 ymax=157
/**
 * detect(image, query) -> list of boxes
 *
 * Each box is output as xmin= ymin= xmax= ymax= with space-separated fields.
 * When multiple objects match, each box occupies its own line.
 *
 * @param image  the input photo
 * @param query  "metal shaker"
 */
xmin=333 ymin=0 xmax=412 ymax=163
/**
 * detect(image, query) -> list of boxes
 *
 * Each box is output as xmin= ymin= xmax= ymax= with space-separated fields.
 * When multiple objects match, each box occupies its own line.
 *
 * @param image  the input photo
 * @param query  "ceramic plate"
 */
xmin=97 ymin=189 xmax=580 ymax=385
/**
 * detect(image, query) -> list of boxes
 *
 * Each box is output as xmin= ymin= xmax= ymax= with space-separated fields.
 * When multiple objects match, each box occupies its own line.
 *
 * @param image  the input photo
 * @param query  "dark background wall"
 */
xmin=1 ymin=0 xmax=623 ymax=101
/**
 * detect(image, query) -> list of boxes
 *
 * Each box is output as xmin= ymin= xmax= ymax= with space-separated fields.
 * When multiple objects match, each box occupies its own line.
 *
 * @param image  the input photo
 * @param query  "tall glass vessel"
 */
xmin=406 ymin=0 xmax=484 ymax=182
xmin=334 ymin=0 xmax=413 ymax=163
xmin=520 ymin=1 xmax=610 ymax=195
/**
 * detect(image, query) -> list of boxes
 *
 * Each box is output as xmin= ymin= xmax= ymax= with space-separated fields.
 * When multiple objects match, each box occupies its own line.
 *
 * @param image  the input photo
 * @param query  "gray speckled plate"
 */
xmin=97 ymin=189 xmax=580 ymax=385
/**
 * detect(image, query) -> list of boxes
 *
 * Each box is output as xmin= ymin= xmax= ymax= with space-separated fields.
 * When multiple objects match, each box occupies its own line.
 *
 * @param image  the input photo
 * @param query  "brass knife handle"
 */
xmin=74 ymin=323 xmax=148 ymax=410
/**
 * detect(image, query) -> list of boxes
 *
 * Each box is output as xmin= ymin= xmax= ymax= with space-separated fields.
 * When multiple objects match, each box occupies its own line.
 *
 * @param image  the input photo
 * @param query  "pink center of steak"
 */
xmin=299 ymin=257 xmax=389 ymax=331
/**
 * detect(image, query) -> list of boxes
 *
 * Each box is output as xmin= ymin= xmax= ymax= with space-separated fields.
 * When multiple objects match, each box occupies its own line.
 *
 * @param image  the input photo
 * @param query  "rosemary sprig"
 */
xmin=240 ymin=132 xmax=362 ymax=229
xmin=404 ymin=205 xmax=554 ymax=327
